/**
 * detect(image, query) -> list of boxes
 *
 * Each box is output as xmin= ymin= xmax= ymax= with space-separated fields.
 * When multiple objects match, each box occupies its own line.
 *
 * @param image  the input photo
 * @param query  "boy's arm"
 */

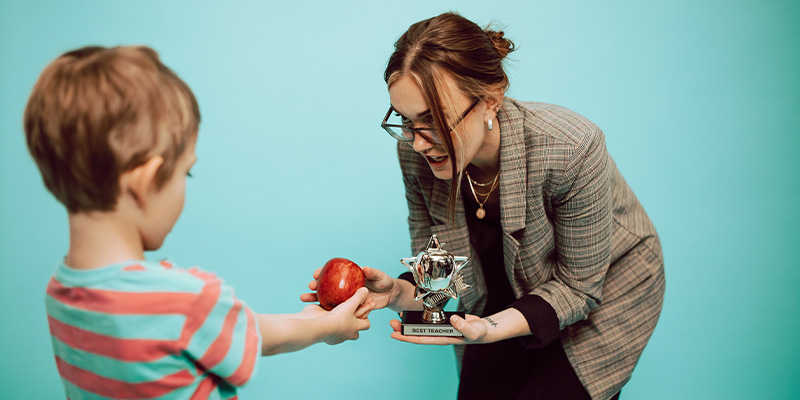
xmin=257 ymin=313 xmax=306 ymax=320
xmin=258 ymin=287 xmax=371 ymax=356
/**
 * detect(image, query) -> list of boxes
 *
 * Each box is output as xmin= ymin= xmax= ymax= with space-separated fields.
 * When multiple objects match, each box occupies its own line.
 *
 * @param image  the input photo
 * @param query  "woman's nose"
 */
xmin=412 ymin=133 xmax=434 ymax=153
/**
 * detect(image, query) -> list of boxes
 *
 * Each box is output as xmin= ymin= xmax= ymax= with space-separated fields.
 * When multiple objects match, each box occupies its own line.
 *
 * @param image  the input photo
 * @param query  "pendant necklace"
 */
xmin=465 ymin=169 xmax=500 ymax=219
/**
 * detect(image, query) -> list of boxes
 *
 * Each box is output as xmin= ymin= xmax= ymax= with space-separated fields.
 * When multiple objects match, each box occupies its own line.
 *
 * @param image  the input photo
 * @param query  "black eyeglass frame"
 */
xmin=380 ymin=97 xmax=481 ymax=144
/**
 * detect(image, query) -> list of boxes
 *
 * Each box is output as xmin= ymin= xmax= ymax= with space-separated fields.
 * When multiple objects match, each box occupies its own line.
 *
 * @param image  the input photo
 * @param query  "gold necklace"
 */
xmin=465 ymin=169 xmax=500 ymax=219
xmin=468 ymin=171 xmax=498 ymax=187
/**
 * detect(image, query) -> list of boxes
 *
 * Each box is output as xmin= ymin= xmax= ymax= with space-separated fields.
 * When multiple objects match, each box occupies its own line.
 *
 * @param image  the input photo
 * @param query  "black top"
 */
xmin=455 ymin=181 xmax=590 ymax=400
xmin=459 ymin=180 xmax=560 ymax=345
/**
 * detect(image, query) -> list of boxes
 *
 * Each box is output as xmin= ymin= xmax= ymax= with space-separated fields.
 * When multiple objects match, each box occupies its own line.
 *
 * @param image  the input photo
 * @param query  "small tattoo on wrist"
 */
xmin=485 ymin=317 xmax=498 ymax=327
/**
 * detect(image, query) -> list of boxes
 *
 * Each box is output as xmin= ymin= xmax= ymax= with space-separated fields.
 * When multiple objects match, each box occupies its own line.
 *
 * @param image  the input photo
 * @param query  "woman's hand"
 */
xmin=388 ymin=308 xmax=531 ymax=345
xmin=361 ymin=266 xmax=400 ymax=310
xmin=301 ymin=265 xmax=411 ymax=312
xmin=389 ymin=314 xmax=491 ymax=345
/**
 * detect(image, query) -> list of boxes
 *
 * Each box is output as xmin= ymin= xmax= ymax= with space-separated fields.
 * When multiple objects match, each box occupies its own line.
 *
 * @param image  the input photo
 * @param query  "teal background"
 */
xmin=1 ymin=0 xmax=798 ymax=398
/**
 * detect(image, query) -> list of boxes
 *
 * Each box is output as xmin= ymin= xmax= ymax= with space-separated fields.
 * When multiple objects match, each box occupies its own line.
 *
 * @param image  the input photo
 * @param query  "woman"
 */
xmin=306 ymin=12 xmax=665 ymax=400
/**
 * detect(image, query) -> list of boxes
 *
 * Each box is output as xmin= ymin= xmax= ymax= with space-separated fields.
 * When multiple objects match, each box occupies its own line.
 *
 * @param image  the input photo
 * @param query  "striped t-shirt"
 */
xmin=45 ymin=259 xmax=262 ymax=399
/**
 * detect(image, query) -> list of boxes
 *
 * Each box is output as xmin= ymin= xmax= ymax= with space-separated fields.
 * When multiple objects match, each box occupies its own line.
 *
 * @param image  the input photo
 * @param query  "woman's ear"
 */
xmin=484 ymin=89 xmax=505 ymax=117
xmin=119 ymin=156 xmax=164 ymax=209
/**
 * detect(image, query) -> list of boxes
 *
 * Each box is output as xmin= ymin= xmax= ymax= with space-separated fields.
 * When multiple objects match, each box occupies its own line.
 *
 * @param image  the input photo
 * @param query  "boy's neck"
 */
xmin=65 ymin=210 xmax=145 ymax=270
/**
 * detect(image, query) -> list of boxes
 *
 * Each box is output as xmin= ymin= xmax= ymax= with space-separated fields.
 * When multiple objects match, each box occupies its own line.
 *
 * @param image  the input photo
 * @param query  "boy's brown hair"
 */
xmin=24 ymin=45 xmax=200 ymax=213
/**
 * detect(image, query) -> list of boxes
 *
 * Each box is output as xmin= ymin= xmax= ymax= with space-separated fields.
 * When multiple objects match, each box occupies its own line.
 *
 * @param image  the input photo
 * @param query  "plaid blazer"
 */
xmin=397 ymin=97 xmax=665 ymax=400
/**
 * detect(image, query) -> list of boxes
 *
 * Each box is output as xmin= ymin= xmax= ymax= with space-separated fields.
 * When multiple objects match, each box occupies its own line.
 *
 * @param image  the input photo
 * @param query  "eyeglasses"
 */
xmin=380 ymin=98 xmax=480 ymax=144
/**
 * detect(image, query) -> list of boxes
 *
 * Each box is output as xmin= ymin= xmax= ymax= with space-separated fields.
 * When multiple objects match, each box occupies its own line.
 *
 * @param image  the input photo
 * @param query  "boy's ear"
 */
xmin=120 ymin=156 xmax=164 ymax=208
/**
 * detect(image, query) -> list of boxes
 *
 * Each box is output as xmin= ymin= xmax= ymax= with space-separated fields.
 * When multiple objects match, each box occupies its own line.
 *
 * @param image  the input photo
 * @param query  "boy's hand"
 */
xmin=323 ymin=287 xmax=372 ymax=345
xmin=297 ymin=304 xmax=328 ymax=319
xmin=298 ymin=295 xmax=375 ymax=320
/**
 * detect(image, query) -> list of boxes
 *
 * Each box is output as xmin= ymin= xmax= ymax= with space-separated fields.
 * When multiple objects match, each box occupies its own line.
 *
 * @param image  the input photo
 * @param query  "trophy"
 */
xmin=400 ymin=235 xmax=470 ymax=337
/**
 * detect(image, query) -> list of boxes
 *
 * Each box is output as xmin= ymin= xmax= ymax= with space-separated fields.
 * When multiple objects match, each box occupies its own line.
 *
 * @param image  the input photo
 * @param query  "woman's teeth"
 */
xmin=428 ymin=155 xmax=447 ymax=163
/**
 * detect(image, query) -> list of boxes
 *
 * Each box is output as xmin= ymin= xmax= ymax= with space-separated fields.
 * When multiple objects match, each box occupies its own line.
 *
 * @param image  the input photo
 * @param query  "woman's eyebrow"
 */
xmin=417 ymin=109 xmax=432 ymax=118
xmin=391 ymin=105 xmax=432 ymax=119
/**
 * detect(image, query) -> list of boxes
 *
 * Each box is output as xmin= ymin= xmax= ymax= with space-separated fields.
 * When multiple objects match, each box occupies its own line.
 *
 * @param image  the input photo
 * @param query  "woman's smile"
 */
xmin=424 ymin=153 xmax=449 ymax=169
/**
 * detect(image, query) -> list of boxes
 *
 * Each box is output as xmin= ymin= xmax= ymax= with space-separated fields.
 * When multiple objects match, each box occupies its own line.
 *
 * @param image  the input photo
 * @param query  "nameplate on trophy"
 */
xmin=401 ymin=310 xmax=466 ymax=337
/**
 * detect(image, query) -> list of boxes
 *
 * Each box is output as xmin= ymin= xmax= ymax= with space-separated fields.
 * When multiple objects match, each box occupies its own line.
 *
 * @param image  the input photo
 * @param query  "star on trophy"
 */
xmin=400 ymin=235 xmax=470 ymax=337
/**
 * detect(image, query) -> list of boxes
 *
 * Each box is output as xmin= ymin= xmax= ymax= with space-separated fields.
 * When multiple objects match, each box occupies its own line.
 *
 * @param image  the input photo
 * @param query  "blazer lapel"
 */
xmin=427 ymin=176 xmax=452 ymax=225
xmin=497 ymin=98 xmax=527 ymax=291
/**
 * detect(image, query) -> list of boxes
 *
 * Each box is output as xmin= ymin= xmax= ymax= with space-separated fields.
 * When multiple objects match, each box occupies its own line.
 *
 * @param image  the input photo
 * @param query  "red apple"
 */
xmin=316 ymin=257 xmax=366 ymax=311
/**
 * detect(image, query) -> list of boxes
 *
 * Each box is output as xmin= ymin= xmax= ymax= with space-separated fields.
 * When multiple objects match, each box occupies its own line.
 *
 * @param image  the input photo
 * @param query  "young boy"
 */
xmin=24 ymin=45 xmax=374 ymax=399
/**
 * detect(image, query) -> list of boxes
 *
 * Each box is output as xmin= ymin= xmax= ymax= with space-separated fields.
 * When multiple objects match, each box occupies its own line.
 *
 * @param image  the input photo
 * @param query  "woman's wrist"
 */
xmin=479 ymin=315 xmax=503 ymax=343
xmin=480 ymin=308 xmax=532 ymax=343
xmin=388 ymin=278 xmax=418 ymax=312
xmin=386 ymin=277 xmax=405 ymax=312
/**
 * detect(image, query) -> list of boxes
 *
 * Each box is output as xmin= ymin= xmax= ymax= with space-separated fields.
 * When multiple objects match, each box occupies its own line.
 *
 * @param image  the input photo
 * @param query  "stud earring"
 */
xmin=488 ymin=118 xmax=493 ymax=131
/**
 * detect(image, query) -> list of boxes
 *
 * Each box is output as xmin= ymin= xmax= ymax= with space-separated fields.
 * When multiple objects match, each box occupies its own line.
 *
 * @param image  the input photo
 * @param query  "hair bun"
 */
xmin=485 ymin=29 xmax=515 ymax=59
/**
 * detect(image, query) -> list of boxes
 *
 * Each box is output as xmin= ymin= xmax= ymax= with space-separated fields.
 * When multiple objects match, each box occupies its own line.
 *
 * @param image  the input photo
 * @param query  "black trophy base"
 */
xmin=401 ymin=311 xmax=465 ymax=337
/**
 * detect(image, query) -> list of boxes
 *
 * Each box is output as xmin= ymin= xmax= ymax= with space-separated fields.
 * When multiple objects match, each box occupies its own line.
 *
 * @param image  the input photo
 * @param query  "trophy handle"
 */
xmin=400 ymin=257 xmax=416 ymax=272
